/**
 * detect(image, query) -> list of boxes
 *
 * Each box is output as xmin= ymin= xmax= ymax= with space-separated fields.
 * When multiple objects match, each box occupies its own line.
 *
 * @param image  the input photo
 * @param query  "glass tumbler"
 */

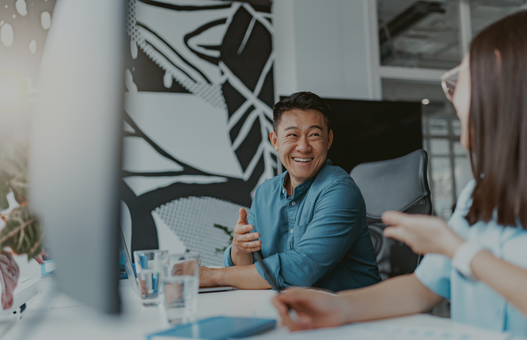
xmin=160 ymin=252 xmax=200 ymax=325
xmin=133 ymin=249 xmax=168 ymax=306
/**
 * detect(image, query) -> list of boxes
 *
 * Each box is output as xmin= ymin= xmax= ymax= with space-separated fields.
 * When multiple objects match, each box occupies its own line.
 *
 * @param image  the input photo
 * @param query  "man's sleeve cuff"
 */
xmin=254 ymin=254 xmax=286 ymax=290
xmin=223 ymin=244 xmax=234 ymax=267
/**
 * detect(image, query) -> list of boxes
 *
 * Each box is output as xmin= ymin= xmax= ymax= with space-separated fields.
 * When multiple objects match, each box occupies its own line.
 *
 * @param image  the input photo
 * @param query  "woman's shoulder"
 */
xmin=455 ymin=179 xmax=477 ymax=211
xmin=447 ymin=180 xmax=476 ymax=237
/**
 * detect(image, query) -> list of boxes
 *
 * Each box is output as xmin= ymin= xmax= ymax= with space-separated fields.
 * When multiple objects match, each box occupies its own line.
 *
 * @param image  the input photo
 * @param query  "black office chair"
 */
xmin=350 ymin=149 xmax=432 ymax=280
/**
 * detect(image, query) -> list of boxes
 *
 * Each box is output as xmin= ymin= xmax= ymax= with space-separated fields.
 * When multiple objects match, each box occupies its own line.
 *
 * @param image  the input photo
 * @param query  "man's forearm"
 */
xmin=215 ymin=265 xmax=271 ymax=289
xmin=338 ymin=274 xmax=443 ymax=323
xmin=230 ymin=246 xmax=254 ymax=266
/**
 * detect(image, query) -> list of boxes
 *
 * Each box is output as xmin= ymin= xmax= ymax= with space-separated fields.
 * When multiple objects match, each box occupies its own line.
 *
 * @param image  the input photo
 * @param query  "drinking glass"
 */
xmin=160 ymin=252 xmax=200 ymax=325
xmin=133 ymin=249 xmax=168 ymax=306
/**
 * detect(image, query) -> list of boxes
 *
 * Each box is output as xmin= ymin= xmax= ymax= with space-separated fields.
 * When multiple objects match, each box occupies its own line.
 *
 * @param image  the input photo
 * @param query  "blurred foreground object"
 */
xmin=29 ymin=0 xmax=126 ymax=314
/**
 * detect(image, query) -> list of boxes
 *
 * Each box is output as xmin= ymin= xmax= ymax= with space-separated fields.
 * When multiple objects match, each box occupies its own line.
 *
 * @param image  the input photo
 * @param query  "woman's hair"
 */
xmin=466 ymin=10 xmax=527 ymax=227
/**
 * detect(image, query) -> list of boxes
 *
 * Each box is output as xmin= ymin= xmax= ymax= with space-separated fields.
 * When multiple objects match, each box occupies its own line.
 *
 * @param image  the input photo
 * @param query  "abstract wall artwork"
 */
xmin=122 ymin=0 xmax=277 ymax=266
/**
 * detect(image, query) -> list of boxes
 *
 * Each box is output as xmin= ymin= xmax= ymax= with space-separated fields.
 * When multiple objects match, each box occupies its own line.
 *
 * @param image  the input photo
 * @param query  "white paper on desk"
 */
xmin=244 ymin=324 xmax=511 ymax=340
xmin=49 ymin=294 xmax=86 ymax=309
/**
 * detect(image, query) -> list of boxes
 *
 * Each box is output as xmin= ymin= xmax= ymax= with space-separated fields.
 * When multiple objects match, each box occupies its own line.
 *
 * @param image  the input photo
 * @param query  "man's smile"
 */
xmin=292 ymin=157 xmax=314 ymax=163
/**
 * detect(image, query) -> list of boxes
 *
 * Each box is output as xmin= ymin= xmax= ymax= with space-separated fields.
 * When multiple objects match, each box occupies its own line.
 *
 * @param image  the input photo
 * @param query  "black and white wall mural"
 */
xmin=121 ymin=0 xmax=277 ymax=266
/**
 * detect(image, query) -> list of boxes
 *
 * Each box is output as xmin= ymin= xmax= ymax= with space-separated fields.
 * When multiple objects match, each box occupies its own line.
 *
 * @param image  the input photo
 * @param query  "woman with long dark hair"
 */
xmin=272 ymin=11 xmax=527 ymax=337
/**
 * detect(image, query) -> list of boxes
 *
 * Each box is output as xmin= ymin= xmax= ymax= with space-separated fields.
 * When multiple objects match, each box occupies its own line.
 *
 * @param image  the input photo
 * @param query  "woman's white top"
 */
xmin=415 ymin=179 xmax=527 ymax=337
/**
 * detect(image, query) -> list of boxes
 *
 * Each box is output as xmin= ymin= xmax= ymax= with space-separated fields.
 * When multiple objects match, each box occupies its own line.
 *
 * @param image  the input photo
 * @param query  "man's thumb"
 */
xmin=237 ymin=208 xmax=248 ymax=224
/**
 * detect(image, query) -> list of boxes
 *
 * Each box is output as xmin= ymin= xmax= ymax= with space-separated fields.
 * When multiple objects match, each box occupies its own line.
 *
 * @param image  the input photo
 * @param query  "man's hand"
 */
xmin=231 ymin=208 xmax=261 ymax=265
xmin=233 ymin=208 xmax=261 ymax=253
xmin=272 ymin=288 xmax=351 ymax=331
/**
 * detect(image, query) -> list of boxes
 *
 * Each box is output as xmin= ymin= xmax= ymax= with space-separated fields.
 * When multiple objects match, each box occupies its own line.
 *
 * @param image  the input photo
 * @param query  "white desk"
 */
xmin=0 ymin=279 xmax=521 ymax=340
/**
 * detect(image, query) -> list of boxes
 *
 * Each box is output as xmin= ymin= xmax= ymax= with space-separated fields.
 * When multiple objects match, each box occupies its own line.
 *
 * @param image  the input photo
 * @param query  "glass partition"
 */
xmin=378 ymin=1 xmax=527 ymax=219
xmin=382 ymin=79 xmax=472 ymax=219
xmin=471 ymin=1 xmax=526 ymax=36
xmin=377 ymin=0 xmax=462 ymax=70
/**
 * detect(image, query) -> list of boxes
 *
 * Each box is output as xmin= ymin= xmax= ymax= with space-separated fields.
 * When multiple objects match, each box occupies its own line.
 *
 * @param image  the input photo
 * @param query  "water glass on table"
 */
xmin=160 ymin=252 xmax=200 ymax=325
xmin=133 ymin=249 xmax=168 ymax=306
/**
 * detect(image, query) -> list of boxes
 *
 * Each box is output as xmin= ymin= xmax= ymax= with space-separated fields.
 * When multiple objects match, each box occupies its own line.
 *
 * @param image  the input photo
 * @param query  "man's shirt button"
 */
xmin=290 ymin=229 xmax=294 ymax=233
xmin=282 ymin=189 xmax=285 ymax=194
xmin=292 ymin=201 xmax=296 ymax=205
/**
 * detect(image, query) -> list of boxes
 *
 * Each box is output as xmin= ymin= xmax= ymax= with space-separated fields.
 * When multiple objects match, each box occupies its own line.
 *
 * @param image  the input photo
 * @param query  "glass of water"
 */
xmin=133 ymin=249 xmax=168 ymax=306
xmin=160 ymin=252 xmax=200 ymax=325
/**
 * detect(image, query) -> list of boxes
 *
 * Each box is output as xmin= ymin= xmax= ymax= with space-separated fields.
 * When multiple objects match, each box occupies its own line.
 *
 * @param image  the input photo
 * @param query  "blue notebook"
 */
xmin=146 ymin=317 xmax=276 ymax=340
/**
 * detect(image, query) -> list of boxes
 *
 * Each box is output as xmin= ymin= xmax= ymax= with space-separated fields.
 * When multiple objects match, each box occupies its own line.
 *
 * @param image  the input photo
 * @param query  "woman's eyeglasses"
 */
xmin=440 ymin=64 xmax=462 ymax=102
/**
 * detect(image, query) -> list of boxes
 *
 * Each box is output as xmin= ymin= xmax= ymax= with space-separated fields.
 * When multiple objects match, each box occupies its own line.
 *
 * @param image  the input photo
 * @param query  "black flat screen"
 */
xmin=323 ymin=98 xmax=422 ymax=173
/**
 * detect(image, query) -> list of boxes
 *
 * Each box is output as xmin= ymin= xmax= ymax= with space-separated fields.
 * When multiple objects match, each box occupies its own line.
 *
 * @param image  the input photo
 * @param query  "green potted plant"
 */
xmin=0 ymin=143 xmax=44 ymax=310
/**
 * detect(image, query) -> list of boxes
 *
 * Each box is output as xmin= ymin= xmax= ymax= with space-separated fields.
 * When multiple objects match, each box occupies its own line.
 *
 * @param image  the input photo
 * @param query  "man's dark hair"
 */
xmin=273 ymin=92 xmax=332 ymax=132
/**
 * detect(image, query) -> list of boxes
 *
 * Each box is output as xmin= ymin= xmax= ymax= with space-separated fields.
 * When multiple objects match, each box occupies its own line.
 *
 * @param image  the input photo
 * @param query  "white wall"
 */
xmin=273 ymin=0 xmax=381 ymax=101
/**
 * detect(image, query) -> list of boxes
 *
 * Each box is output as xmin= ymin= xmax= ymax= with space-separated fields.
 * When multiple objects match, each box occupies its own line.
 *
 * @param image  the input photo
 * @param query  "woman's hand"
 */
xmin=382 ymin=211 xmax=465 ymax=258
xmin=271 ymin=288 xmax=351 ymax=331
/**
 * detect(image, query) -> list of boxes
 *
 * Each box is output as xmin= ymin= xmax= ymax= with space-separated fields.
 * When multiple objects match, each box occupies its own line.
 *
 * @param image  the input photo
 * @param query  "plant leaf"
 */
xmin=0 ymin=143 xmax=42 ymax=262
xmin=0 ymin=144 xmax=29 ymax=204
xmin=0 ymin=173 xmax=9 ymax=211
xmin=0 ymin=251 xmax=19 ymax=310
xmin=0 ymin=206 xmax=43 ymax=261
xmin=213 ymin=223 xmax=233 ymax=253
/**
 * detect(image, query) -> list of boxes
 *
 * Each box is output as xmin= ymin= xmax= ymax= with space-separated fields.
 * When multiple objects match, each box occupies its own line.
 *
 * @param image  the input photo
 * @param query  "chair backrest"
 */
xmin=350 ymin=149 xmax=432 ymax=279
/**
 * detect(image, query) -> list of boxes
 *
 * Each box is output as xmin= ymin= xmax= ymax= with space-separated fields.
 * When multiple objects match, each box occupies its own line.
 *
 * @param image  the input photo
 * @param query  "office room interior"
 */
xmin=1 ymin=0 xmax=527 ymax=339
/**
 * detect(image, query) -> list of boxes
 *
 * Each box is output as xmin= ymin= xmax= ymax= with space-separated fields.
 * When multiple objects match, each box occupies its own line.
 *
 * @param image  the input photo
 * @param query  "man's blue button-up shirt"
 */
xmin=223 ymin=160 xmax=381 ymax=292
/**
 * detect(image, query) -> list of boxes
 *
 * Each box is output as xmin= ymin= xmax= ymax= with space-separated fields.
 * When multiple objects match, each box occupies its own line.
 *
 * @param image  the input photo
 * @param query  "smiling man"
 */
xmin=200 ymin=92 xmax=381 ymax=291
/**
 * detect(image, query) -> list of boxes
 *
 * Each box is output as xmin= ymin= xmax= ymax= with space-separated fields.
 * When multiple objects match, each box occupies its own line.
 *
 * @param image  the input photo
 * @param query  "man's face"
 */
xmin=270 ymin=109 xmax=333 ymax=187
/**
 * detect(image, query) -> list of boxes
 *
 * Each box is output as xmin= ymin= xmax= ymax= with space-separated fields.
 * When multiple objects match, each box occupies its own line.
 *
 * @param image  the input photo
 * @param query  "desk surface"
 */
xmin=0 ymin=279 xmax=520 ymax=340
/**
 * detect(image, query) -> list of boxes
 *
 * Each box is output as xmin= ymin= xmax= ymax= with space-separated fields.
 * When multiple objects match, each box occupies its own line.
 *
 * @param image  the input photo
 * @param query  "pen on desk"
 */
xmin=253 ymin=250 xmax=281 ymax=292
xmin=253 ymin=250 xmax=298 ymax=321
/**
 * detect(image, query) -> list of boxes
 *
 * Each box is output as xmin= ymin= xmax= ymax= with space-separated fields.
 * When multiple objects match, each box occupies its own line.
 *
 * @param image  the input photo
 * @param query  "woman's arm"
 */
xmin=337 ymin=273 xmax=442 ymax=322
xmin=382 ymin=211 xmax=527 ymax=317
xmin=471 ymin=250 xmax=527 ymax=316
xmin=272 ymin=273 xmax=442 ymax=331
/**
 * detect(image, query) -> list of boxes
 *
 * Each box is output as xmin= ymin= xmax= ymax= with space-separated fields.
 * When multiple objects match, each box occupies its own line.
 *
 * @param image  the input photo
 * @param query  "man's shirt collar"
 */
xmin=280 ymin=159 xmax=332 ymax=198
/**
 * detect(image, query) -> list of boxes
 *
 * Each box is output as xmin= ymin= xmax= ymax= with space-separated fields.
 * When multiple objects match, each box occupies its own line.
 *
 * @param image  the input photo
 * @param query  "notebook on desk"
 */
xmin=146 ymin=316 xmax=276 ymax=340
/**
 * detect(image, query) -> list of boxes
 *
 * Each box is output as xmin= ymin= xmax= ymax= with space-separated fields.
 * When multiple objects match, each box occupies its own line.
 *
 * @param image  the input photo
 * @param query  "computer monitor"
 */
xmin=324 ymin=97 xmax=423 ymax=172
xmin=29 ymin=0 xmax=126 ymax=314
